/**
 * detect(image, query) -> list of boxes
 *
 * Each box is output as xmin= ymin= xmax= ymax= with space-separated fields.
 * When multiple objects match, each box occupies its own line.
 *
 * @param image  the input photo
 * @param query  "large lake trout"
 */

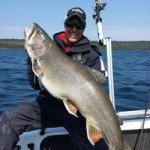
xmin=24 ymin=23 xmax=131 ymax=150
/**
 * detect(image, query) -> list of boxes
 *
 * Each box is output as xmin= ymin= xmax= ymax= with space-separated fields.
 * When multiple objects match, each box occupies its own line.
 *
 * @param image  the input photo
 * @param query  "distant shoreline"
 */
xmin=0 ymin=39 xmax=150 ymax=50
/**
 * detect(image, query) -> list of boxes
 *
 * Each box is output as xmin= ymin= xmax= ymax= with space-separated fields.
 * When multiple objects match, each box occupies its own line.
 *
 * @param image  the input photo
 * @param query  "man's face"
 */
xmin=65 ymin=16 xmax=85 ymax=44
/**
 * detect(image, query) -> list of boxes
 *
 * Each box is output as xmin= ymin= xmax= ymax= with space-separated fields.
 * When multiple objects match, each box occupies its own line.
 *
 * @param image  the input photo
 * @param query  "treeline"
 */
xmin=0 ymin=39 xmax=150 ymax=50
xmin=91 ymin=41 xmax=150 ymax=50
xmin=0 ymin=39 xmax=24 ymax=49
xmin=112 ymin=41 xmax=150 ymax=50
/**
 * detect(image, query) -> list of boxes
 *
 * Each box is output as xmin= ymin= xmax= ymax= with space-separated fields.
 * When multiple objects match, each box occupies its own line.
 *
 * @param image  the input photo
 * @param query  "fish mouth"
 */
xmin=24 ymin=23 xmax=35 ymax=41
xmin=24 ymin=25 xmax=34 ymax=49
xmin=24 ymin=23 xmax=46 ymax=49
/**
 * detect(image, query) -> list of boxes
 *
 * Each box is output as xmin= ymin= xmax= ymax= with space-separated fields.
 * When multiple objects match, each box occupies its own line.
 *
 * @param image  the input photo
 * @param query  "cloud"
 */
xmin=0 ymin=26 xmax=24 ymax=39
xmin=103 ymin=26 xmax=150 ymax=41
xmin=0 ymin=25 xmax=150 ymax=41
xmin=85 ymin=25 xmax=150 ymax=41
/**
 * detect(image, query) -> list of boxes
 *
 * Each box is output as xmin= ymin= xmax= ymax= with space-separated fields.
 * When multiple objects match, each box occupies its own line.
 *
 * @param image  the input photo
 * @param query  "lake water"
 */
xmin=0 ymin=48 xmax=150 ymax=112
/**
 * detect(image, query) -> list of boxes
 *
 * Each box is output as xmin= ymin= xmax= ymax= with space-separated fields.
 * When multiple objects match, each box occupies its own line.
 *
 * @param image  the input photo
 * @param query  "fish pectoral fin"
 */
xmin=86 ymin=121 xmax=104 ymax=145
xmin=86 ymin=67 xmax=106 ymax=84
xmin=63 ymin=100 xmax=78 ymax=117
xmin=32 ymin=59 xmax=43 ymax=77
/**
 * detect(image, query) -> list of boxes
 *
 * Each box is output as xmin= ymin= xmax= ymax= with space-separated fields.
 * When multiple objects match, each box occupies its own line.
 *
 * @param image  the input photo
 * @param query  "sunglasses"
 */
xmin=65 ymin=21 xmax=85 ymax=30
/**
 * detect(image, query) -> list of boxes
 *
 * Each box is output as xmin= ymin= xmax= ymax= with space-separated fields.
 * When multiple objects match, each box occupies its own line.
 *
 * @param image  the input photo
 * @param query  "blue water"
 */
xmin=0 ymin=48 xmax=150 ymax=112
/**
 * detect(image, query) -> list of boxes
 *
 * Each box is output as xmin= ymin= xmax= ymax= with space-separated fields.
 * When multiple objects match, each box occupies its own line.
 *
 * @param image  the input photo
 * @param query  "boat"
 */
xmin=3 ymin=0 xmax=150 ymax=149
xmin=8 ymin=107 xmax=150 ymax=150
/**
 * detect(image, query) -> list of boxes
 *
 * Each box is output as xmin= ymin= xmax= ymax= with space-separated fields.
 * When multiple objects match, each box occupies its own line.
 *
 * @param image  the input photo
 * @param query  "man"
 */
xmin=0 ymin=7 xmax=108 ymax=150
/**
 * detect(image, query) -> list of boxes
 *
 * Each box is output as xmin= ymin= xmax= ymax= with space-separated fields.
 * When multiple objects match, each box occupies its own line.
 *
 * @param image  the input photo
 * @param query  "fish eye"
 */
xmin=36 ymin=30 xmax=41 ymax=35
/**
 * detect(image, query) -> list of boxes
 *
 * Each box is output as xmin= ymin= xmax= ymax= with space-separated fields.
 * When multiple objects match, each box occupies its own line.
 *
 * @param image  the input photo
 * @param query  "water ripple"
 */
xmin=0 ymin=49 xmax=150 ymax=112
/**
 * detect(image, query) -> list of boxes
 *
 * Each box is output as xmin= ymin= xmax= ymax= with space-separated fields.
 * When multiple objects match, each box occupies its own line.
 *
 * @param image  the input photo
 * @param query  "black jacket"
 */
xmin=27 ymin=32 xmax=103 ymax=92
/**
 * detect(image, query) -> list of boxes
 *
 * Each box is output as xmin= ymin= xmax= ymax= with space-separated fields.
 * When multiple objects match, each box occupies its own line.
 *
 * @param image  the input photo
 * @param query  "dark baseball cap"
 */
xmin=64 ymin=7 xmax=86 ymax=27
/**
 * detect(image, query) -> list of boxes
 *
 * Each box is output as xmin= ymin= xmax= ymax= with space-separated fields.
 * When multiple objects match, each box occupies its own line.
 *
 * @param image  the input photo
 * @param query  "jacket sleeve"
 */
xmin=27 ymin=56 xmax=42 ymax=90
xmin=85 ymin=45 xmax=102 ymax=71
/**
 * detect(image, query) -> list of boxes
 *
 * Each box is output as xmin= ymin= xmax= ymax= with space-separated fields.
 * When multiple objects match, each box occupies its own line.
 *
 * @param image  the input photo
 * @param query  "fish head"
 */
xmin=24 ymin=23 xmax=50 ymax=59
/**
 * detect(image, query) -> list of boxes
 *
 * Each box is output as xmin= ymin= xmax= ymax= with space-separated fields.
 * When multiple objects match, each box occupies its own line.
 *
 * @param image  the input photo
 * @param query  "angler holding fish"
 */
xmin=23 ymin=20 xmax=131 ymax=150
xmin=0 ymin=7 xmax=109 ymax=150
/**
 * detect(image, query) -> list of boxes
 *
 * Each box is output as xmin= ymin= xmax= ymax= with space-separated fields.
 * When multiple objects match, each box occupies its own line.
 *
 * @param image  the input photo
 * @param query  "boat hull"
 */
xmin=16 ymin=116 xmax=150 ymax=150
xmin=1 ymin=110 xmax=150 ymax=149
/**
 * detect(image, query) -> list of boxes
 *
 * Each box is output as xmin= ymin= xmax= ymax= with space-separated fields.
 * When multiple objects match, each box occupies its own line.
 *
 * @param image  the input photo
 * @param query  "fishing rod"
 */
xmin=93 ymin=0 xmax=106 ymax=45
xmin=93 ymin=0 xmax=115 ymax=108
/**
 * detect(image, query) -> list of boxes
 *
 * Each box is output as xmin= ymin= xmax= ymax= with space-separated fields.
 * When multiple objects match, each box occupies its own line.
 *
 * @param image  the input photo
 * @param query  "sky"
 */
xmin=0 ymin=0 xmax=150 ymax=41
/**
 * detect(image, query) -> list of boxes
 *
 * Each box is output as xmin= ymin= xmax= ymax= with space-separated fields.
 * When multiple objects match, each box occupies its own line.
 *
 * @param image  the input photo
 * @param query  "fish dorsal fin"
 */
xmin=86 ymin=120 xmax=104 ymax=145
xmin=86 ymin=67 xmax=106 ymax=84
xmin=63 ymin=100 xmax=78 ymax=117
